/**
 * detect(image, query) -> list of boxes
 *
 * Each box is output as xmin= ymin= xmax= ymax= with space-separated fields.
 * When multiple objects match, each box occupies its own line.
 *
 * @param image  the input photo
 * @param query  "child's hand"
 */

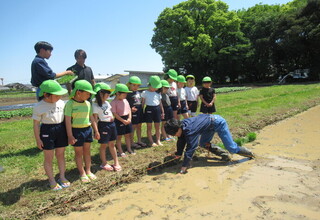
xmin=68 ymin=136 xmax=77 ymax=145
xmin=132 ymin=107 xmax=137 ymax=113
xmin=66 ymin=70 xmax=74 ymax=75
xmin=94 ymin=132 xmax=100 ymax=140
xmin=36 ymin=139 xmax=44 ymax=150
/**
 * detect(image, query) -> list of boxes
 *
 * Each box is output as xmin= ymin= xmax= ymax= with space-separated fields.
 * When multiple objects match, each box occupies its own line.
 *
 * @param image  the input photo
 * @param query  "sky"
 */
xmin=0 ymin=0 xmax=292 ymax=85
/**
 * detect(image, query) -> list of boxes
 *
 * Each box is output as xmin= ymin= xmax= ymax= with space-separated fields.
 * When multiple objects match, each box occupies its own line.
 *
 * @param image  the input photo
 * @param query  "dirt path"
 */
xmin=47 ymin=106 xmax=320 ymax=220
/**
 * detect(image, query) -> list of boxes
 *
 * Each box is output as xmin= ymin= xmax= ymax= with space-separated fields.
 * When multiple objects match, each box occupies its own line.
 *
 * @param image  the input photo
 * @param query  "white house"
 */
xmin=124 ymin=70 xmax=164 ymax=87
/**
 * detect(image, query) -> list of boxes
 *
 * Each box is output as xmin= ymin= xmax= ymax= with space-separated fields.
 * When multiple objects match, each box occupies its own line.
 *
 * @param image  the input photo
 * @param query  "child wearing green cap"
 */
xmin=64 ymin=80 xmax=99 ymax=183
xmin=164 ymin=69 xmax=180 ymax=119
xmin=92 ymin=83 xmax=122 ymax=172
xmin=110 ymin=84 xmax=134 ymax=157
xmin=126 ymin=76 xmax=147 ymax=149
xmin=199 ymin=76 xmax=216 ymax=114
xmin=141 ymin=76 xmax=164 ymax=147
xmin=177 ymin=75 xmax=189 ymax=119
xmin=185 ymin=75 xmax=199 ymax=117
xmin=160 ymin=80 xmax=174 ymax=141
xmin=32 ymin=80 xmax=70 ymax=190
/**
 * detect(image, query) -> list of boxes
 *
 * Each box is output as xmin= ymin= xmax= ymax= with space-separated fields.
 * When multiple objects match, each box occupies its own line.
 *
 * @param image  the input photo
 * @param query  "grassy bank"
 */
xmin=0 ymin=83 xmax=320 ymax=219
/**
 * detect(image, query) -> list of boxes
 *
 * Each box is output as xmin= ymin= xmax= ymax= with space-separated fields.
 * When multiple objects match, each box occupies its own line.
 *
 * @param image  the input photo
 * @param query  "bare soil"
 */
xmin=45 ymin=105 xmax=320 ymax=220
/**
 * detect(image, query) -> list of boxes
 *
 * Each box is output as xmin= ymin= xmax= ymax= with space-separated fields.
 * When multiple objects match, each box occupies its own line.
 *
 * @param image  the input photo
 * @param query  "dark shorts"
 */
xmin=98 ymin=121 xmax=117 ymax=144
xmin=40 ymin=123 xmax=68 ymax=150
xmin=169 ymin=96 xmax=179 ymax=111
xmin=115 ymin=115 xmax=132 ymax=135
xmin=178 ymin=100 xmax=188 ymax=114
xmin=144 ymin=105 xmax=161 ymax=123
xmin=72 ymin=126 xmax=93 ymax=147
xmin=200 ymin=103 xmax=216 ymax=114
xmin=131 ymin=104 xmax=144 ymax=125
xmin=187 ymin=101 xmax=198 ymax=113
xmin=162 ymin=105 xmax=173 ymax=121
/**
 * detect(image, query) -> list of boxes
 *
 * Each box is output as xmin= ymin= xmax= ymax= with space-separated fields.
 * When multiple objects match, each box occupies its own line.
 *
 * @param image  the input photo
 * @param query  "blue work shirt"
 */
xmin=181 ymin=114 xmax=214 ymax=150
xmin=31 ymin=55 xmax=56 ymax=87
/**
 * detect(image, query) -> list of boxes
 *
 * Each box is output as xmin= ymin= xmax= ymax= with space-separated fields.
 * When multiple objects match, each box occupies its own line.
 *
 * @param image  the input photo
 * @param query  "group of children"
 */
xmin=32 ymin=67 xmax=217 ymax=190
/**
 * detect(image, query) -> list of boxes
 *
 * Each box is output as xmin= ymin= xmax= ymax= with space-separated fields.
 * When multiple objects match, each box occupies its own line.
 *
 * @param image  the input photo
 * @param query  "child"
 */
xmin=110 ymin=84 xmax=134 ymax=157
xmin=92 ymin=83 xmax=121 ymax=172
xmin=185 ymin=75 xmax=199 ymax=117
xmin=31 ymin=41 xmax=73 ymax=100
xmin=64 ymin=80 xmax=98 ymax=183
xmin=141 ymin=76 xmax=164 ymax=147
xmin=199 ymin=76 xmax=216 ymax=114
xmin=32 ymin=80 xmax=70 ymax=190
xmin=164 ymin=69 xmax=179 ymax=119
xmin=126 ymin=76 xmax=147 ymax=149
xmin=177 ymin=75 xmax=189 ymax=119
xmin=160 ymin=80 xmax=174 ymax=141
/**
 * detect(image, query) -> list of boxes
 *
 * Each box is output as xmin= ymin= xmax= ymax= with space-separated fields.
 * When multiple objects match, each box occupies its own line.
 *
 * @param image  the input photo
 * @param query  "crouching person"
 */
xmin=164 ymin=114 xmax=254 ymax=174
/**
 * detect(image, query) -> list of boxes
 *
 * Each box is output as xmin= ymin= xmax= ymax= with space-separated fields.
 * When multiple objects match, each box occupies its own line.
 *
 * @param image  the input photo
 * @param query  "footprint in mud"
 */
xmin=178 ymin=194 xmax=192 ymax=201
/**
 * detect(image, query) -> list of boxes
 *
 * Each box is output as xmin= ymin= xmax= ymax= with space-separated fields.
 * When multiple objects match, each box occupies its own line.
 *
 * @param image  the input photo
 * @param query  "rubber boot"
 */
xmin=237 ymin=146 xmax=255 ymax=158
xmin=207 ymin=143 xmax=232 ymax=162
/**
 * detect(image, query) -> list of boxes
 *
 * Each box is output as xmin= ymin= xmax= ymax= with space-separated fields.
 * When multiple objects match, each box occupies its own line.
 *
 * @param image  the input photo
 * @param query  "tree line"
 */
xmin=151 ymin=0 xmax=320 ymax=83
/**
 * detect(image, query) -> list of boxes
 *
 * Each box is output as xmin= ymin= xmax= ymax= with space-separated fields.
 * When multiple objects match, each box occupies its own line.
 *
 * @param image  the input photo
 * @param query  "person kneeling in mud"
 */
xmin=164 ymin=114 xmax=254 ymax=174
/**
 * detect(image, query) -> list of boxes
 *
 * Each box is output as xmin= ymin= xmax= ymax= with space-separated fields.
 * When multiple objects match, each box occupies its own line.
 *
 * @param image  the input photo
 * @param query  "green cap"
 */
xmin=186 ymin=75 xmax=195 ymax=80
xmin=39 ymin=80 xmax=68 ymax=97
xmin=129 ymin=76 xmax=141 ymax=85
xmin=177 ymin=75 xmax=187 ymax=83
xmin=149 ymin=75 xmax=162 ymax=89
xmin=160 ymin=80 xmax=170 ymax=88
xmin=94 ymin=82 xmax=113 ymax=93
xmin=202 ymin=76 xmax=212 ymax=82
xmin=167 ymin=69 xmax=178 ymax=81
xmin=70 ymin=80 xmax=96 ymax=98
xmin=111 ymin=83 xmax=131 ymax=95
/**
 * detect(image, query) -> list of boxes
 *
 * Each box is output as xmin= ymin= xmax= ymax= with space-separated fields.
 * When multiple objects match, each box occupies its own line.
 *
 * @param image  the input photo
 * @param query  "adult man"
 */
xmin=165 ymin=114 xmax=254 ymax=174
xmin=66 ymin=49 xmax=95 ymax=93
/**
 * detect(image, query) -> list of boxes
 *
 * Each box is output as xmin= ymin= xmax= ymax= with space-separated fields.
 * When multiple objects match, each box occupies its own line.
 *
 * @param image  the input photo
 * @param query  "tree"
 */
xmin=151 ymin=0 xmax=250 ymax=83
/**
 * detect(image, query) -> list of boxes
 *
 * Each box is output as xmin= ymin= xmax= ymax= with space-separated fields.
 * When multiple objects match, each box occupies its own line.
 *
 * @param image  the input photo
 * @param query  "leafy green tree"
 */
xmin=151 ymin=0 xmax=250 ymax=83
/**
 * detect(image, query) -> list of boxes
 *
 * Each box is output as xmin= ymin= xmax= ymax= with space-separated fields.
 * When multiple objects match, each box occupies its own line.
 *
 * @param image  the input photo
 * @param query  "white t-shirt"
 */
xmin=32 ymin=99 xmax=65 ymax=124
xmin=92 ymin=101 xmax=114 ymax=122
xmin=177 ymin=88 xmax=186 ymax=101
xmin=141 ymin=90 xmax=162 ymax=106
xmin=167 ymin=81 xmax=177 ymax=97
xmin=185 ymin=86 xmax=199 ymax=101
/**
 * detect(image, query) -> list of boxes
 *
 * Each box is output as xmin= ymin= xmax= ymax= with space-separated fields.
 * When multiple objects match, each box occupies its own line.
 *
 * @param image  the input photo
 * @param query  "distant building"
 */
xmin=95 ymin=74 xmax=129 ymax=88
xmin=124 ymin=70 xmax=164 ymax=87
xmin=5 ymin=83 xmax=36 ymax=91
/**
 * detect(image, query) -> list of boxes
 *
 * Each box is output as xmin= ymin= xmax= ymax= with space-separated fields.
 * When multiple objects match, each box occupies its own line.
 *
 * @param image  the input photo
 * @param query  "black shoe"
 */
xmin=237 ymin=146 xmax=255 ymax=158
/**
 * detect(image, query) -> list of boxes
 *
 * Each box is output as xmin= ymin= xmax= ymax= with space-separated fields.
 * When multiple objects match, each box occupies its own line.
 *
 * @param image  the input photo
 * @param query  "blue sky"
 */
xmin=0 ymin=0 xmax=291 ymax=84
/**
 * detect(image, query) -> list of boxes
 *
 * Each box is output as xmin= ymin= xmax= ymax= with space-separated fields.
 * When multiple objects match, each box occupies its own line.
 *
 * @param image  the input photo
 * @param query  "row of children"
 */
xmin=32 ymin=69 xmax=217 ymax=190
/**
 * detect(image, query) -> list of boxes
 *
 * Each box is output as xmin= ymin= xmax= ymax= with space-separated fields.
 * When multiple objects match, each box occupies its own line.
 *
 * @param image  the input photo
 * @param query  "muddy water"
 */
xmin=47 ymin=106 xmax=320 ymax=220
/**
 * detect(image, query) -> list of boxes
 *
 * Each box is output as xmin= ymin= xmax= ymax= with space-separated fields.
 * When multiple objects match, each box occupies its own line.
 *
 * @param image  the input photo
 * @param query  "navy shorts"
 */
xmin=98 ymin=121 xmax=117 ymax=144
xmin=72 ymin=126 xmax=93 ymax=147
xmin=162 ymin=105 xmax=173 ymax=121
xmin=144 ymin=105 xmax=161 ymax=123
xmin=40 ymin=123 xmax=68 ymax=150
xmin=169 ymin=96 xmax=179 ymax=111
xmin=131 ymin=105 xmax=144 ymax=125
xmin=187 ymin=101 xmax=198 ymax=113
xmin=115 ymin=115 xmax=132 ymax=135
xmin=200 ymin=103 xmax=216 ymax=114
xmin=178 ymin=100 xmax=188 ymax=114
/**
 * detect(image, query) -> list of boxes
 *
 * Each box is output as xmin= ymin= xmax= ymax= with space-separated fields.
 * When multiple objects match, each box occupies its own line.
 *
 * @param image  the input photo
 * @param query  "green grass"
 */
xmin=0 ymin=83 xmax=320 ymax=218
